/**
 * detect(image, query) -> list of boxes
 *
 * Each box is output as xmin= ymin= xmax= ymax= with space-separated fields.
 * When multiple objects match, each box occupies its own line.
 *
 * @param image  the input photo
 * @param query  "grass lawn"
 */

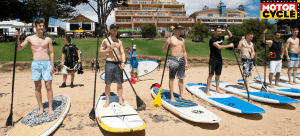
xmin=0 ymin=37 xmax=236 ymax=62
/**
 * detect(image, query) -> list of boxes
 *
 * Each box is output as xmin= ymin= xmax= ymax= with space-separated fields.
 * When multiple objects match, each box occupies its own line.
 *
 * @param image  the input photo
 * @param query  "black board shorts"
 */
xmin=105 ymin=61 xmax=123 ymax=84
xmin=209 ymin=59 xmax=222 ymax=75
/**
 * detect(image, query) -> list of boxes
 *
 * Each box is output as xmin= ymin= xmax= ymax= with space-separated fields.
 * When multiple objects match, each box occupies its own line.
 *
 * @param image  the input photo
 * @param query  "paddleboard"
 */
xmin=239 ymin=79 xmax=300 ymax=97
xmin=95 ymin=92 xmax=146 ymax=133
xmin=150 ymin=86 xmax=221 ymax=123
xmin=7 ymin=94 xmax=71 ymax=136
xmin=186 ymin=83 xmax=265 ymax=114
xmin=254 ymin=77 xmax=300 ymax=90
xmin=212 ymin=81 xmax=298 ymax=104
xmin=100 ymin=60 xmax=159 ymax=81
xmin=291 ymin=73 xmax=300 ymax=78
xmin=276 ymin=75 xmax=300 ymax=83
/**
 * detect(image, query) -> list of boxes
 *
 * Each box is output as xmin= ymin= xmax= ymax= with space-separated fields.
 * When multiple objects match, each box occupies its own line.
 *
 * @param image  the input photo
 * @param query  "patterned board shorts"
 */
xmin=242 ymin=58 xmax=253 ymax=77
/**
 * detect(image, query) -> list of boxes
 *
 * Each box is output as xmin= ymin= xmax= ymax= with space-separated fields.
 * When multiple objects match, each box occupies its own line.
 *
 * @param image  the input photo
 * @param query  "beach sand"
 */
xmin=1 ymin=65 xmax=300 ymax=136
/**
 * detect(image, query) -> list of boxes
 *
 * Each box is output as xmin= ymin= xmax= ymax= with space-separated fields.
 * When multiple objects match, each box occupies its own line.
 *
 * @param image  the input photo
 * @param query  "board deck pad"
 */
xmin=100 ymin=60 xmax=159 ymax=81
xmin=152 ymin=88 xmax=221 ymax=123
xmin=238 ymin=79 xmax=300 ymax=97
xmin=212 ymin=81 xmax=298 ymax=104
xmin=95 ymin=92 xmax=146 ymax=133
xmin=21 ymin=95 xmax=67 ymax=127
xmin=7 ymin=94 xmax=70 ymax=136
xmin=186 ymin=83 xmax=265 ymax=114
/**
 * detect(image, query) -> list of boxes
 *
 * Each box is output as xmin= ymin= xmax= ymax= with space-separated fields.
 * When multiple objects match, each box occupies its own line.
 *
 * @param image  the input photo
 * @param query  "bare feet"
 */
xmin=103 ymin=101 xmax=109 ymax=108
xmin=289 ymin=81 xmax=295 ymax=85
xmin=207 ymin=92 xmax=211 ymax=96
xmin=137 ymin=78 xmax=140 ymax=82
xmin=274 ymin=84 xmax=282 ymax=87
xmin=49 ymin=109 xmax=55 ymax=115
xmin=269 ymin=85 xmax=274 ymax=88
xmin=179 ymin=96 xmax=189 ymax=101
xmin=119 ymin=101 xmax=126 ymax=107
xmin=293 ymin=81 xmax=300 ymax=84
xmin=38 ymin=109 xmax=43 ymax=115
xmin=170 ymin=98 xmax=176 ymax=103
xmin=216 ymin=89 xmax=226 ymax=94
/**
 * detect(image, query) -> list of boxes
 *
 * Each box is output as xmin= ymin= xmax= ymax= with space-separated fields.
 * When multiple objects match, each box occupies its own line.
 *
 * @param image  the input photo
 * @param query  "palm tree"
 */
xmin=203 ymin=5 xmax=209 ymax=10
xmin=217 ymin=0 xmax=224 ymax=8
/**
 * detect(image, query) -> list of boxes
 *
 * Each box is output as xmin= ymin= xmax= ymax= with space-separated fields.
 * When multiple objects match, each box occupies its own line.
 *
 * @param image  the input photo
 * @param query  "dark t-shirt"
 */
xmin=62 ymin=43 xmax=79 ymax=65
xmin=209 ymin=36 xmax=224 ymax=60
xmin=270 ymin=40 xmax=282 ymax=61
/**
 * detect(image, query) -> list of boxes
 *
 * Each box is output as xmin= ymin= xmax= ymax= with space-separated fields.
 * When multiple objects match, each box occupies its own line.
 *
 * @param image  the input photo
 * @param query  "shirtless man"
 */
xmin=99 ymin=24 xmax=126 ymax=107
xmin=15 ymin=19 xmax=55 ymax=115
xmin=237 ymin=31 xmax=255 ymax=90
xmin=206 ymin=25 xmax=233 ymax=96
xmin=285 ymin=28 xmax=300 ymax=85
xmin=263 ymin=30 xmax=284 ymax=88
xmin=162 ymin=24 xmax=189 ymax=102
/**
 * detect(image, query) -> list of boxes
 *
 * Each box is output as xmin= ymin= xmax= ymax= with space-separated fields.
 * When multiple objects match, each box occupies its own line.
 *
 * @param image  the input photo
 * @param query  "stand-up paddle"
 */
xmin=89 ymin=35 xmax=100 ymax=120
xmin=225 ymin=26 xmax=250 ymax=102
xmin=152 ymin=26 xmax=175 ymax=108
xmin=130 ymin=38 xmax=136 ymax=84
xmin=264 ymin=20 xmax=268 ymax=87
xmin=6 ymin=29 xmax=19 ymax=126
xmin=103 ymin=28 xmax=146 ymax=111
xmin=243 ymin=39 xmax=268 ymax=92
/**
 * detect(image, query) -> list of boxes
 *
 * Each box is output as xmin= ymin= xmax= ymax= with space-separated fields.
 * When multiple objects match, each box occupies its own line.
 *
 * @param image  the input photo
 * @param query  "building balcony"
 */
xmin=118 ymin=8 xmax=141 ymax=10
xmin=133 ymin=18 xmax=155 ymax=22
xmin=116 ymin=12 xmax=133 ymax=16
xmin=116 ymin=19 xmax=132 ymax=24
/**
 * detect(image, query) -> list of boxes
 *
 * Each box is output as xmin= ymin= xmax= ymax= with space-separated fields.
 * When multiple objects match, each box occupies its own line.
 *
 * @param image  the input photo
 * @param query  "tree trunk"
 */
xmin=44 ymin=16 xmax=50 ymax=35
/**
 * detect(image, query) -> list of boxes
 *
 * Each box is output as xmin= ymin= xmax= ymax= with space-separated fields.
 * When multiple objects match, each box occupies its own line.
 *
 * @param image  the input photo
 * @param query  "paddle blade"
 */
xmin=130 ymin=74 xmax=136 ymax=84
xmin=136 ymin=95 xmax=146 ymax=111
xmin=152 ymin=87 xmax=162 ymax=108
xmin=5 ymin=112 xmax=13 ymax=126
xmin=89 ymin=108 xmax=95 ymax=121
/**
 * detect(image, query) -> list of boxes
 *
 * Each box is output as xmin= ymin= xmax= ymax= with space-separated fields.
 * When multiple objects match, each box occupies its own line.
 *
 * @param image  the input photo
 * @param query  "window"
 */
xmin=70 ymin=24 xmax=79 ymax=30
xmin=82 ymin=24 xmax=91 ymax=30
xmin=47 ymin=27 xmax=54 ymax=32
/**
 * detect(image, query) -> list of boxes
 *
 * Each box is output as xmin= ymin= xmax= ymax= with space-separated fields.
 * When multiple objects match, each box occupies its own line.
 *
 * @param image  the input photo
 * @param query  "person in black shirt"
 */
xmin=206 ymin=25 xmax=234 ymax=96
xmin=263 ymin=30 xmax=285 ymax=88
xmin=59 ymin=36 xmax=81 ymax=88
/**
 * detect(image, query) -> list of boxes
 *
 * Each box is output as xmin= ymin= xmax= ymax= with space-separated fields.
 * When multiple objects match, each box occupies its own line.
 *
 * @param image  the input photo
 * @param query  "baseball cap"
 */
xmin=110 ymin=23 xmax=119 ymax=29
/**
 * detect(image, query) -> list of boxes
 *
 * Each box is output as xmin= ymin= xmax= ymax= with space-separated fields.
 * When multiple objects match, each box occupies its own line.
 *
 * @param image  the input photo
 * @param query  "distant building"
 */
xmin=189 ymin=3 xmax=257 ymax=32
xmin=65 ymin=14 xmax=99 ymax=37
xmin=115 ymin=0 xmax=194 ymax=34
xmin=0 ymin=20 xmax=62 ymax=36
xmin=274 ymin=19 xmax=296 ymax=35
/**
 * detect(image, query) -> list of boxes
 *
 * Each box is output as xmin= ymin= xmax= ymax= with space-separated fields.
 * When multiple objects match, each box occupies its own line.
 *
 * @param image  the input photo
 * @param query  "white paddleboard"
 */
xmin=291 ymin=73 xmax=300 ymax=78
xmin=100 ymin=60 xmax=159 ymax=81
xmin=239 ymin=79 xmax=300 ymax=97
xmin=186 ymin=83 xmax=265 ymax=114
xmin=95 ymin=92 xmax=146 ymax=133
xmin=277 ymin=75 xmax=300 ymax=83
xmin=151 ymin=86 xmax=221 ymax=123
xmin=254 ymin=77 xmax=300 ymax=90
xmin=212 ymin=81 xmax=298 ymax=104
xmin=7 ymin=94 xmax=71 ymax=136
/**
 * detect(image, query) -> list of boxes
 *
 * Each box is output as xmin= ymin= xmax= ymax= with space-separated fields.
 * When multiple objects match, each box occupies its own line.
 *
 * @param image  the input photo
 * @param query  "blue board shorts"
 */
xmin=31 ymin=60 xmax=53 ymax=81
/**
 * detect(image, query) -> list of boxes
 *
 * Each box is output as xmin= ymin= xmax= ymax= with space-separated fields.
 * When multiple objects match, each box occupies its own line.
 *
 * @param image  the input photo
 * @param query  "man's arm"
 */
xmin=61 ymin=53 xmax=65 ymax=66
xmin=224 ymin=24 xmax=232 ymax=40
xmin=119 ymin=41 xmax=126 ymax=63
xmin=16 ymin=35 xmax=30 ymax=51
xmin=48 ymin=38 xmax=55 ymax=73
xmin=237 ymin=37 xmax=245 ymax=50
xmin=162 ymin=38 xmax=171 ymax=52
xmin=281 ymin=43 xmax=285 ymax=59
xmin=77 ymin=50 xmax=81 ymax=63
xmin=213 ymin=42 xmax=233 ymax=49
xmin=285 ymin=39 xmax=290 ymax=60
xmin=183 ymin=39 xmax=188 ymax=62
xmin=99 ymin=40 xmax=112 ymax=55
xmin=251 ymin=43 xmax=255 ymax=58
xmin=263 ymin=30 xmax=273 ymax=47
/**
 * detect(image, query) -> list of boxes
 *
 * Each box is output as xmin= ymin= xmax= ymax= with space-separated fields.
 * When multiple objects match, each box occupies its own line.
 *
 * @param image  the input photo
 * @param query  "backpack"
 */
xmin=66 ymin=43 xmax=79 ymax=68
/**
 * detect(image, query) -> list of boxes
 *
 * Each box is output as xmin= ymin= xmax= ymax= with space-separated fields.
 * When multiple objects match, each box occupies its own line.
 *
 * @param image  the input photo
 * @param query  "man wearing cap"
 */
xmin=162 ymin=24 xmax=189 ymax=102
xmin=99 ymin=24 xmax=126 ymax=107
xmin=206 ymin=24 xmax=234 ymax=96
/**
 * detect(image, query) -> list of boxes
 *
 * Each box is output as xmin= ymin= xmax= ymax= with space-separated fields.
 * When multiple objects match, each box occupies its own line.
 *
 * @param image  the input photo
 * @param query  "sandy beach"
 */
xmin=1 ymin=65 xmax=300 ymax=136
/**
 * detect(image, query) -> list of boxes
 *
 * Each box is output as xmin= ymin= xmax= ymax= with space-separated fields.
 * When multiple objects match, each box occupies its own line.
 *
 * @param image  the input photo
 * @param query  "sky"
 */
xmin=49 ymin=0 xmax=275 ymax=28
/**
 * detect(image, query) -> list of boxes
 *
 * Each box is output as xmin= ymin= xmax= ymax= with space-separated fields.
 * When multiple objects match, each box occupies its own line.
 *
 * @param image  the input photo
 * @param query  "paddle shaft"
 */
xmin=6 ymin=42 xmax=17 ymax=126
xmin=92 ymin=36 xmax=100 ymax=114
xmin=160 ymin=32 xmax=173 ymax=87
xmin=264 ymin=20 xmax=267 ymax=87
xmin=225 ymin=27 xmax=250 ymax=102
xmin=104 ymin=32 xmax=138 ymax=96
xmin=243 ymin=39 xmax=267 ymax=91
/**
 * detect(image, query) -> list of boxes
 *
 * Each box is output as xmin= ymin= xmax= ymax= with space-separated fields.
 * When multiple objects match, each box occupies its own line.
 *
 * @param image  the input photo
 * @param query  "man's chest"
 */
xmin=30 ymin=38 xmax=49 ymax=48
